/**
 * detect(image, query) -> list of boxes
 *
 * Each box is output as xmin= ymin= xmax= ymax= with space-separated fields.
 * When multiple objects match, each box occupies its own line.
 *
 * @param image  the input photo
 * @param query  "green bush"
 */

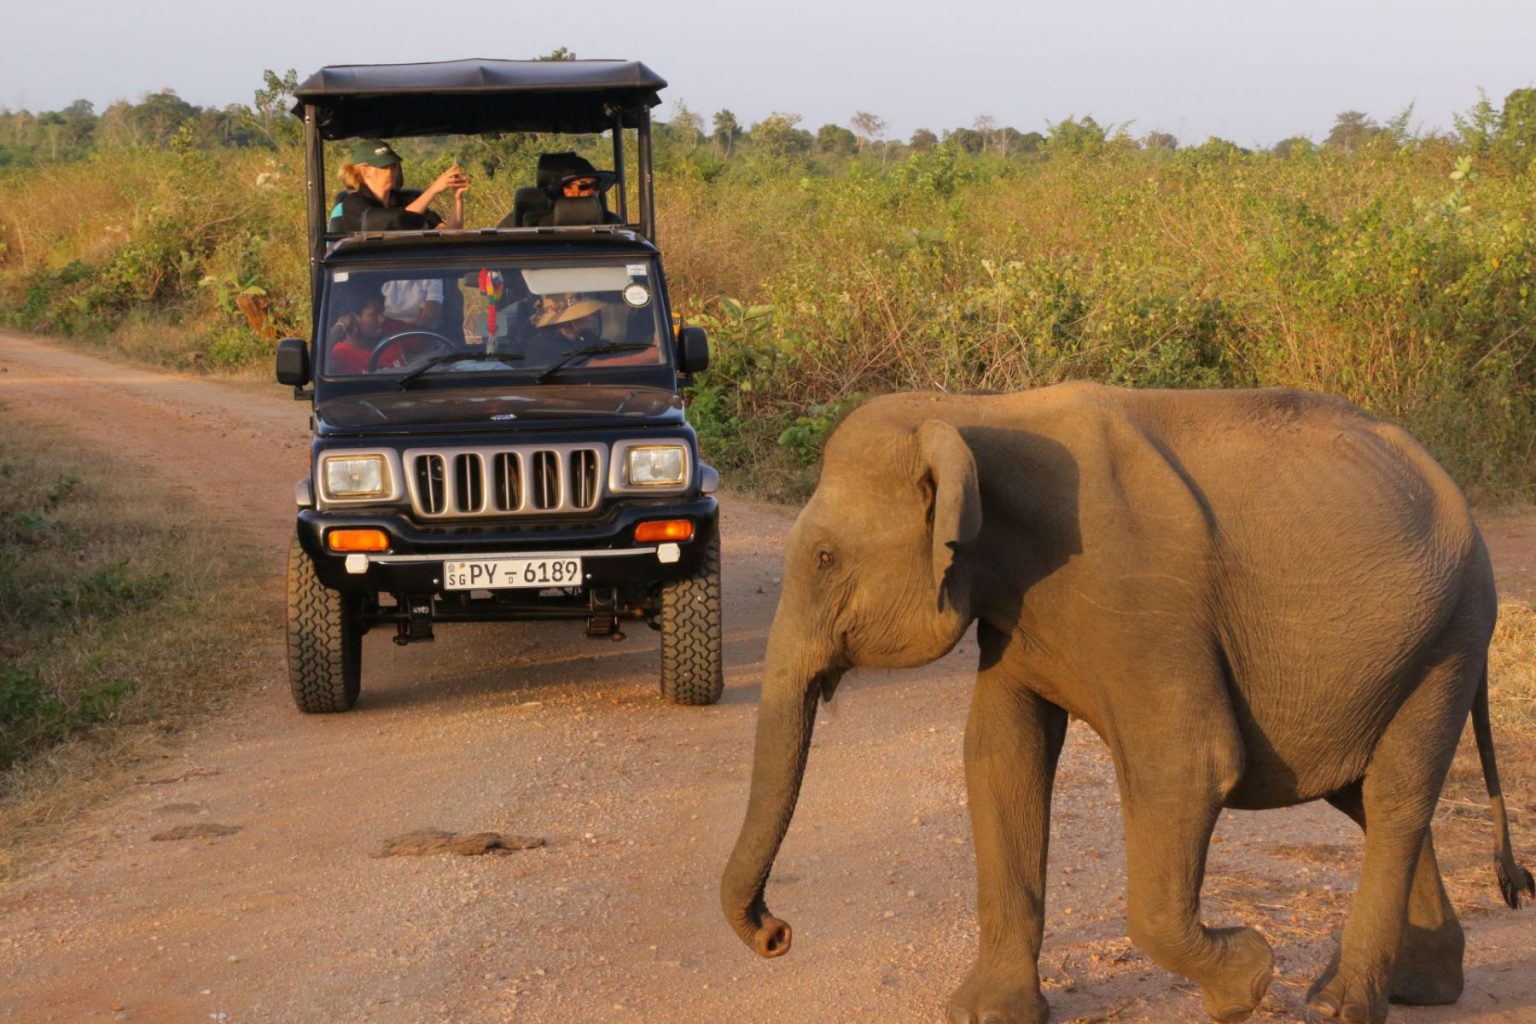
xmin=1 ymin=135 xmax=1532 ymax=500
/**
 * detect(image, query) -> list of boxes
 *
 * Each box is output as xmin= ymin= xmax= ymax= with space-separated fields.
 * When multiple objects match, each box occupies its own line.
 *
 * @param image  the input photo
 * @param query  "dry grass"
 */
xmin=4 ymin=161 xmax=136 ymax=271
xmin=1491 ymin=600 xmax=1536 ymax=734
xmin=108 ymin=314 xmax=224 ymax=368
xmin=0 ymin=411 xmax=272 ymax=877
xmin=1440 ymin=600 xmax=1536 ymax=844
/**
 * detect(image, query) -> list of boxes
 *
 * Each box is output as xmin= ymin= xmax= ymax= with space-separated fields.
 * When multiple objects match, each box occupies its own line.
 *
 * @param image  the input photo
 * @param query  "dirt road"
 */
xmin=0 ymin=331 xmax=1531 ymax=1024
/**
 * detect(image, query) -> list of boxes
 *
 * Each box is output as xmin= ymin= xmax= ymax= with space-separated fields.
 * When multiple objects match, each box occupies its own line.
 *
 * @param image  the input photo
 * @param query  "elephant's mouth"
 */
xmin=815 ymin=666 xmax=848 ymax=703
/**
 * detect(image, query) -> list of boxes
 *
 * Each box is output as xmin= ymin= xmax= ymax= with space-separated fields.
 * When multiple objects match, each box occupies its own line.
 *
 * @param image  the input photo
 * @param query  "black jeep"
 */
xmin=275 ymin=59 xmax=722 ymax=712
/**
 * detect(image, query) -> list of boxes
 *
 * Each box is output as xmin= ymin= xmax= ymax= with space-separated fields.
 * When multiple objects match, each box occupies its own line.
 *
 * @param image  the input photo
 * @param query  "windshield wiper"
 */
xmin=535 ymin=343 xmax=650 ymax=384
xmin=397 ymin=352 xmax=524 ymax=388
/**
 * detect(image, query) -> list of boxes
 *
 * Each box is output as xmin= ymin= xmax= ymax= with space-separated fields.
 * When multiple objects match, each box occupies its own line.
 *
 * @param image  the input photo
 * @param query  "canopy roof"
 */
xmin=293 ymin=59 xmax=667 ymax=138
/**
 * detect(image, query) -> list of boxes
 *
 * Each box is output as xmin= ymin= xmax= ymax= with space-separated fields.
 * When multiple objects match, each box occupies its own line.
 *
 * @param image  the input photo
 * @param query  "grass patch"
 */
xmin=1440 ymin=599 xmax=1536 ymax=833
xmin=1491 ymin=601 xmax=1536 ymax=735
xmin=0 ymin=411 xmax=270 ymax=876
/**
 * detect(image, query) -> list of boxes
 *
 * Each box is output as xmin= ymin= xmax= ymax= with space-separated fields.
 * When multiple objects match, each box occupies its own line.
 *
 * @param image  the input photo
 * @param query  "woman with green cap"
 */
xmin=329 ymin=139 xmax=470 ymax=232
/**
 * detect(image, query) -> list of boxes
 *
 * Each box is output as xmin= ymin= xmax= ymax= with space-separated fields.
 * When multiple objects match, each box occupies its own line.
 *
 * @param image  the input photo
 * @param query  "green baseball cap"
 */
xmin=349 ymin=140 xmax=401 ymax=167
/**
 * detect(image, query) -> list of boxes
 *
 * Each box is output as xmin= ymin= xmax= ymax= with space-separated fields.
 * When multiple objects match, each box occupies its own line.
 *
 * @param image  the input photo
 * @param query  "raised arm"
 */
xmin=405 ymin=164 xmax=470 ymax=226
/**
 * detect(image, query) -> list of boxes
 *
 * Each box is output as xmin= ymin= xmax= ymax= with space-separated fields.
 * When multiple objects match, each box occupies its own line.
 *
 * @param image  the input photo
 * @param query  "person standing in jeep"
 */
xmin=329 ymin=139 xmax=470 ymax=232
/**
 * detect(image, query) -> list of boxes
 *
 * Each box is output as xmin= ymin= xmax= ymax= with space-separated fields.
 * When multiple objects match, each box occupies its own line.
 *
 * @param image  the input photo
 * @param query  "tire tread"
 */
xmin=285 ymin=535 xmax=361 ymax=713
xmin=659 ymin=534 xmax=724 ymax=705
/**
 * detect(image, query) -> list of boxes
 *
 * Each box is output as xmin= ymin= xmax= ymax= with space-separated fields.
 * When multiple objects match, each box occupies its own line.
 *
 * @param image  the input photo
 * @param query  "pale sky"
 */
xmin=3 ymin=0 xmax=1533 ymax=147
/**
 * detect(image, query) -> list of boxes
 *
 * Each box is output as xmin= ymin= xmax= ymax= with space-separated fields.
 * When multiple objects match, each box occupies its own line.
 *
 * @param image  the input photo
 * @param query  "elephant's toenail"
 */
xmin=1308 ymin=996 xmax=1339 ymax=1017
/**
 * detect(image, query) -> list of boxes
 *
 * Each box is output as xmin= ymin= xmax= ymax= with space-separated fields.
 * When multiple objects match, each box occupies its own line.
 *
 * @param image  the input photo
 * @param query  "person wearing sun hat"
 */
xmin=329 ymin=139 xmax=471 ymax=233
xmin=532 ymin=293 xmax=607 ymax=347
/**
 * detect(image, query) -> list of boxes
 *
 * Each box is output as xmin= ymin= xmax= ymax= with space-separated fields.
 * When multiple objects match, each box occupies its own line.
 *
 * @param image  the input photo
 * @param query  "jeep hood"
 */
xmin=315 ymin=384 xmax=685 ymax=435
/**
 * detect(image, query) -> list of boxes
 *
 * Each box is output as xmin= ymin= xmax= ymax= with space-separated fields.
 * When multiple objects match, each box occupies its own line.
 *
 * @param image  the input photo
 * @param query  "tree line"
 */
xmin=6 ymin=61 xmax=1536 ymax=172
xmin=0 ymin=71 xmax=300 ymax=165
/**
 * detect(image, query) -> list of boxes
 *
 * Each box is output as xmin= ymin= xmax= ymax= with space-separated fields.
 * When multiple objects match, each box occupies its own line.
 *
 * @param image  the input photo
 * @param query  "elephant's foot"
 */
xmin=1388 ymin=917 xmax=1464 ymax=1005
xmin=1196 ymin=926 xmax=1275 ymax=1023
xmin=946 ymin=964 xmax=1049 ymax=1024
xmin=1307 ymin=963 xmax=1388 ymax=1024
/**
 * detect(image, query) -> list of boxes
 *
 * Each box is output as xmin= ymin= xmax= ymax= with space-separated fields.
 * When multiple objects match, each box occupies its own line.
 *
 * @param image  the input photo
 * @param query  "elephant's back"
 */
xmin=1015 ymin=384 xmax=1491 ymax=805
xmin=1132 ymin=390 xmax=1489 ymax=804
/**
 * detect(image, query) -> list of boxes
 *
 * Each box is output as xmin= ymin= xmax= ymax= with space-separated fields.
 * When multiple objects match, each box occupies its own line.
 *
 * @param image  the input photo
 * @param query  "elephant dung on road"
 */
xmin=720 ymin=383 xmax=1533 ymax=1024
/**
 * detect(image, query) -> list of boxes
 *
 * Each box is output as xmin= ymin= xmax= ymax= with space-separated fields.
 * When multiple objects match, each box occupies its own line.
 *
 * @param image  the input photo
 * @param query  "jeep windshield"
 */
xmin=318 ymin=257 xmax=669 ymax=383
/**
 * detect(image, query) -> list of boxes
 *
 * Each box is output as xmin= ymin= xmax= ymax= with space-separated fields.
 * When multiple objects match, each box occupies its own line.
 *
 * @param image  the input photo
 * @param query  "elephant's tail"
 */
xmin=1472 ymin=662 xmax=1535 ymax=909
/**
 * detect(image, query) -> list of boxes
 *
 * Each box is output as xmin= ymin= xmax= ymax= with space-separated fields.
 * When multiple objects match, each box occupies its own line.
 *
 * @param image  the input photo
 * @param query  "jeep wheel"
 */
xmin=659 ymin=534 xmax=723 ymax=705
xmin=286 ymin=535 xmax=362 ymax=713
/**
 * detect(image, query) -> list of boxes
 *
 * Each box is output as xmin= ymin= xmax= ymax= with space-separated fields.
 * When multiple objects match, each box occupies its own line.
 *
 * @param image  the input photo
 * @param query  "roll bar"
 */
xmin=294 ymin=59 xmax=666 ymax=321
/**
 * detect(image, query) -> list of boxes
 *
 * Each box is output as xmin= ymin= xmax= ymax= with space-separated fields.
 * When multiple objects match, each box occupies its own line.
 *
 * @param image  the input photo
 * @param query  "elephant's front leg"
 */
xmin=947 ymin=625 xmax=1068 ymax=1024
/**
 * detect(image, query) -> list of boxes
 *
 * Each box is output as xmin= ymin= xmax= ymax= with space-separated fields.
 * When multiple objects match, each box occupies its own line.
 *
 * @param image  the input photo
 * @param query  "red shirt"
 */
xmin=326 ymin=320 xmax=429 ymax=374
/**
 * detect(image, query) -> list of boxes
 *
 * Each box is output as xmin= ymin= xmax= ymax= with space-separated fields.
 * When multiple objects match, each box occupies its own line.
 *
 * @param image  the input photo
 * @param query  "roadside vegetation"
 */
xmin=0 ymin=69 xmax=1534 ymax=504
xmin=0 ymin=412 xmax=267 ymax=875
xmin=1493 ymin=602 xmax=1536 ymax=732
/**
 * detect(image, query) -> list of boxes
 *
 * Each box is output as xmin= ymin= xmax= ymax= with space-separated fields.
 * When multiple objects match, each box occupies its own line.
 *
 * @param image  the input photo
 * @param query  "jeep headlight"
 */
xmin=624 ymin=445 xmax=687 ymax=488
xmin=321 ymin=454 xmax=390 ymax=499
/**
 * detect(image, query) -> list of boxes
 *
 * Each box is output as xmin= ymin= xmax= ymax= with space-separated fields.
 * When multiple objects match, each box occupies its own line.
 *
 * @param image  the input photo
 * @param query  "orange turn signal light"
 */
xmin=326 ymin=528 xmax=390 ymax=552
xmin=635 ymin=519 xmax=694 ymax=543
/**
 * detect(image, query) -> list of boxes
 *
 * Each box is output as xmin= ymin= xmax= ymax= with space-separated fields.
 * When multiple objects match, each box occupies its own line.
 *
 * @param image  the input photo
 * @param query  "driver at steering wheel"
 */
xmin=327 ymin=288 xmax=443 ymax=374
xmin=328 ymin=291 xmax=388 ymax=374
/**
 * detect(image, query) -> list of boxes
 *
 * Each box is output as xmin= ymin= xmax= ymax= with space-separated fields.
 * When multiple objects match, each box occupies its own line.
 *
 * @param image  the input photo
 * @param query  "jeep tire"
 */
xmin=286 ymin=534 xmax=362 ymax=713
xmin=659 ymin=533 xmax=723 ymax=705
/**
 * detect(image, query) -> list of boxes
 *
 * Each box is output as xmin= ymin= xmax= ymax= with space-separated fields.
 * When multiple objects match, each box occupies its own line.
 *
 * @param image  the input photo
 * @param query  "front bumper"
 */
xmin=296 ymin=496 xmax=718 ymax=595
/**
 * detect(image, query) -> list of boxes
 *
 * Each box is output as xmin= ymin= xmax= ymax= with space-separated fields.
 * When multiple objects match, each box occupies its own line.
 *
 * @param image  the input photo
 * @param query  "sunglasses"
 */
xmin=562 ymin=177 xmax=600 ymax=198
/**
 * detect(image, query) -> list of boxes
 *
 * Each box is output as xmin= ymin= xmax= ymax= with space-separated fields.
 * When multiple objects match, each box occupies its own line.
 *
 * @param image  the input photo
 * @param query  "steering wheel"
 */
xmin=368 ymin=330 xmax=457 ymax=372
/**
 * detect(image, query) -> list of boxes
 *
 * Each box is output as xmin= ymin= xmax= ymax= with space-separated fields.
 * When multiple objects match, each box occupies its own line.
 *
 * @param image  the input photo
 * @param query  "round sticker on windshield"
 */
xmin=623 ymin=283 xmax=651 ymax=308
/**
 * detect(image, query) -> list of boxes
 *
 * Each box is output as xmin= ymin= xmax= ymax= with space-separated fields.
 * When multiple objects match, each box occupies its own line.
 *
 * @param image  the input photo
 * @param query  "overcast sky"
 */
xmin=3 ymin=0 xmax=1533 ymax=147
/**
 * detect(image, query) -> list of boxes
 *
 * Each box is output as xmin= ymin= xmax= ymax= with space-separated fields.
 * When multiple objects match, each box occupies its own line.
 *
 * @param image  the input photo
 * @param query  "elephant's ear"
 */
xmin=916 ymin=419 xmax=981 ymax=610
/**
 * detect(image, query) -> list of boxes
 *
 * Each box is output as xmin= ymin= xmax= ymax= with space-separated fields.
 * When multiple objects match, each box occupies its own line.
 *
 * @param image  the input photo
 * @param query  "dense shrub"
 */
xmin=0 ymin=136 xmax=1532 ymax=499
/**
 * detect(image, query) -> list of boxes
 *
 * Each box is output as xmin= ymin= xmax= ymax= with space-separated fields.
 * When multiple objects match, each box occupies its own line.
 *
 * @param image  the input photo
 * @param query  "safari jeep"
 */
xmin=275 ymin=59 xmax=722 ymax=712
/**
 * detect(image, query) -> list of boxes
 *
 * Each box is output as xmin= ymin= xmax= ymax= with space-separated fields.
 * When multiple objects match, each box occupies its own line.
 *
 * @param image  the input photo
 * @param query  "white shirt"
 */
xmin=382 ymin=279 xmax=444 ymax=322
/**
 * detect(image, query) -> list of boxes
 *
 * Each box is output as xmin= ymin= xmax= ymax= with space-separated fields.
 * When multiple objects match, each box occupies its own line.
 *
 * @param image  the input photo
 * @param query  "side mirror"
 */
xmin=276 ymin=338 xmax=311 ymax=387
xmin=677 ymin=326 xmax=709 ymax=374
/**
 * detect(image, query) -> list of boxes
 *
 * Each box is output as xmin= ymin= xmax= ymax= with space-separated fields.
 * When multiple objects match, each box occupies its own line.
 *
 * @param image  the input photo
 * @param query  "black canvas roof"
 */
xmin=293 ymin=59 xmax=667 ymax=138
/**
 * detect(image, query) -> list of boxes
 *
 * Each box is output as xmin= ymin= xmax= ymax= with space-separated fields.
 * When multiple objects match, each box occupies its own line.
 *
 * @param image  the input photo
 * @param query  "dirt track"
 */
xmin=0 ymin=330 xmax=1532 ymax=1024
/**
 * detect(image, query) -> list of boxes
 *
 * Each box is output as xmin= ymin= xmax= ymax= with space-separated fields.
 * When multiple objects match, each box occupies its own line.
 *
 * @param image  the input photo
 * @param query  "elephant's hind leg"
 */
xmin=1307 ymin=653 xmax=1478 ymax=1024
xmin=947 ymin=624 xmax=1068 ymax=1024
xmin=1325 ymin=783 xmax=1465 ymax=1006
xmin=1119 ymin=713 xmax=1274 ymax=1022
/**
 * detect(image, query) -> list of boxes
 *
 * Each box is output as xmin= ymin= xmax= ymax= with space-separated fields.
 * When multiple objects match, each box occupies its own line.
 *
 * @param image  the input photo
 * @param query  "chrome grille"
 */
xmin=452 ymin=454 xmax=485 ymax=514
xmin=414 ymin=454 xmax=447 ymax=514
xmin=404 ymin=445 xmax=605 ymax=519
xmin=571 ymin=450 xmax=599 ymax=508
xmin=493 ymin=452 xmax=521 ymax=512
xmin=532 ymin=451 xmax=560 ymax=510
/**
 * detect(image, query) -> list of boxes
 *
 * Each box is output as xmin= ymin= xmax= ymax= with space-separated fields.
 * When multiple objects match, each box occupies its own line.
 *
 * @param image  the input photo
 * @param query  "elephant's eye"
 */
xmin=816 ymin=549 xmax=835 ymax=570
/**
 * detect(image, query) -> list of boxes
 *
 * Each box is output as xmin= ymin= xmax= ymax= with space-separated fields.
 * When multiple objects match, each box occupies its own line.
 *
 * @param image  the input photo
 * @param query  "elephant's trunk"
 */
xmin=720 ymin=656 xmax=829 ymax=958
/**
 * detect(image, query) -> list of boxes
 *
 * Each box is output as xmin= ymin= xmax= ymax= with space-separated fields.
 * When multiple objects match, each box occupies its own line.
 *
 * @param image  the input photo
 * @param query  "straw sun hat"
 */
xmin=533 ymin=295 xmax=604 ymax=328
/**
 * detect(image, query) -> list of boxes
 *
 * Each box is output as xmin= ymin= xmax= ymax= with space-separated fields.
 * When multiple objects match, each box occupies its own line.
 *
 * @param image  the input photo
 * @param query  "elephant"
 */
xmin=720 ymin=383 xmax=1533 ymax=1024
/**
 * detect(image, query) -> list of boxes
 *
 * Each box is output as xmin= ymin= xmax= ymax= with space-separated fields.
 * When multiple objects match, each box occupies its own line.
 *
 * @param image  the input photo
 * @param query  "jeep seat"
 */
xmin=500 ymin=152 xmax=620 ymax=228
xmin=499 ymin=185 xmax=552 ymax=229
xmin=552 ymin=195 xmax=604 ymax=226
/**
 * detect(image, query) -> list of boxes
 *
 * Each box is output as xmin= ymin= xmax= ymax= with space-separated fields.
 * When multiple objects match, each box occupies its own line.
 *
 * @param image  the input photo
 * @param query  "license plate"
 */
xmin=442 ymin=557 xmax=584 ymax=591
